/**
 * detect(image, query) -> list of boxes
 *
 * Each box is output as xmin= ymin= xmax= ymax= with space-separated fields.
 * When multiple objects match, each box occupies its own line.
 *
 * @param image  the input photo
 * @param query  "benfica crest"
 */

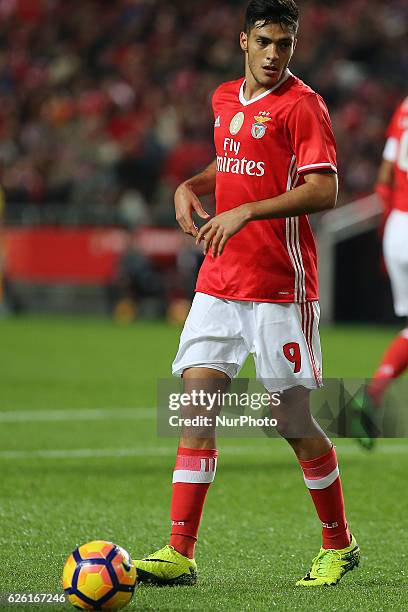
xmin=251 ymin=114 xmax=271 ymax=139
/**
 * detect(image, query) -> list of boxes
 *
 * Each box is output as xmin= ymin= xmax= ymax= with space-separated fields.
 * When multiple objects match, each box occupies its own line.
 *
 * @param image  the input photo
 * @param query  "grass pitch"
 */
xmin=1 ymin=317 xmax=407 ymax=611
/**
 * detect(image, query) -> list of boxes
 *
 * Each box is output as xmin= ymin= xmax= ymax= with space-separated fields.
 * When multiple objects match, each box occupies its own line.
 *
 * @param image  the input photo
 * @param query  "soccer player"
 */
xmin=355 ymin=96 xmax=408 ymax=449
xmin=135 ymin=0 xmax=360 ymax=587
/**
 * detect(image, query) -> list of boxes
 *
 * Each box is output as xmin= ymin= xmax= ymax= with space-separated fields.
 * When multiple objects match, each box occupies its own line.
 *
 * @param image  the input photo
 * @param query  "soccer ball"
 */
xmin=62 ymin=540 xmax=137 ymax=610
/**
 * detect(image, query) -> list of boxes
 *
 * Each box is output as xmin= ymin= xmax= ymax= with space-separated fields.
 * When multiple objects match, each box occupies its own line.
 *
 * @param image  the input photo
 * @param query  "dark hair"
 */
xmin=245 ymin=0 xmax=299 ymax=34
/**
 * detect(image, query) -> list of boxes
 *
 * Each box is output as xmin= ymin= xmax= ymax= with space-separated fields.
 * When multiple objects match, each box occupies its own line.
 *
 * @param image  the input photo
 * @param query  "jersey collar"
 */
xmin=239 ymin=69 xmax=293 ymax=106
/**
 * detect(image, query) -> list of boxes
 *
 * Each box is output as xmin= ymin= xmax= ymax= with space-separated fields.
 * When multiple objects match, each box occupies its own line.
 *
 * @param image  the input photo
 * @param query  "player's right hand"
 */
xmin=175 ymin=182 xmax=210 ymax=237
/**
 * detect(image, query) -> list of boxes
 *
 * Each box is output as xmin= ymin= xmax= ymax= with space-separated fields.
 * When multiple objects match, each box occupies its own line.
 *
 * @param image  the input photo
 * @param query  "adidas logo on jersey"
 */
xmin=214 ymin=116 xmax=221 ymax=128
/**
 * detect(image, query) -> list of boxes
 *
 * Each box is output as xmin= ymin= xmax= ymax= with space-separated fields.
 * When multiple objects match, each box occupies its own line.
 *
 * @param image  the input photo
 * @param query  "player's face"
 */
xmin=240 ymin=21 xmax=297 ymax=88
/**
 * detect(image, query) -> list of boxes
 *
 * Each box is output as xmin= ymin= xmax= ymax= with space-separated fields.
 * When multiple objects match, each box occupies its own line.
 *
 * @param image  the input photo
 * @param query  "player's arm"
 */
xmin=376 ymin=107 xmax=399 ymax=216
xmin=197 ymin=172 xmax=337 ymax=257
xmin=375 ymin=159 xmax=394 ymax=216
xmin=246 ymin=171 xmax=337 ymax=219
xmin=174 ymin=160 xmax=216 ymax=237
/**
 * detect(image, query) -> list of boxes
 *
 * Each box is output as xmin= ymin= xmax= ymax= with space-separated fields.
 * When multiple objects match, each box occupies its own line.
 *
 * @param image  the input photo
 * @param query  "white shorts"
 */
xmin=172 ymin=292 xmax=322 ymax=392
xmin=384 ymin=209 xmax=408 ymax=317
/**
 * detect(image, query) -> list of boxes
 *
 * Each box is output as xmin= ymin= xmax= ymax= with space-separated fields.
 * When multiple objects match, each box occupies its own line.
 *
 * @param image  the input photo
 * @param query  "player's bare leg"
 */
xmin=271 ymin=387 xmax=360 ymax=585
xmin=271 ymin=386 xmax=331 ymax=459
xmin=179 ymin=367 xmax=230 ymax=449
xmin=135 ymin=367 xmax=229 ymax=585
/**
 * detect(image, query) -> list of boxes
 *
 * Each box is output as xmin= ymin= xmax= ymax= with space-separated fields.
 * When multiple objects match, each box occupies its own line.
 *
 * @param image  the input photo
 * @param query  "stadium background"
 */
xmin=1 ymin=0 xmax=407 ymax=321
xmin=1 ymin=1 xmax=407 ymax=611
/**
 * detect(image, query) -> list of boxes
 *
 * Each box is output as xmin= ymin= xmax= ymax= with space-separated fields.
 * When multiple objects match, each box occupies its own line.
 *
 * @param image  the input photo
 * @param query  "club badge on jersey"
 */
xmin=251 ymin=114 xmax=271 ymax=140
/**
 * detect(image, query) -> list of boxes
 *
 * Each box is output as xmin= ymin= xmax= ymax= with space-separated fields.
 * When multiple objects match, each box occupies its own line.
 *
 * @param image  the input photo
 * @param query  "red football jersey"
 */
xmin=196 ymin=71 xmax=337 ymax=303
xmin=383 ymin=97 xmax=408 ymax=213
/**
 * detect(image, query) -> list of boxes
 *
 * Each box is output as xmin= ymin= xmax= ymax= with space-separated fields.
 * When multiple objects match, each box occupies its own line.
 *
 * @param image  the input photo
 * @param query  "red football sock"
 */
xmin=299 ymin=446 xmax=350 ymax=550
xmin=170 ymin=447 xmax=217 ymax=559
xmin=367 ymin=329 xmax=408 ymax=407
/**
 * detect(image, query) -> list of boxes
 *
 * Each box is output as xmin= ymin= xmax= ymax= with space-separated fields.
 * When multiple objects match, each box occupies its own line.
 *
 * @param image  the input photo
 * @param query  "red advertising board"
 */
xmin=4 ymin=226 xmax=183 ymax=284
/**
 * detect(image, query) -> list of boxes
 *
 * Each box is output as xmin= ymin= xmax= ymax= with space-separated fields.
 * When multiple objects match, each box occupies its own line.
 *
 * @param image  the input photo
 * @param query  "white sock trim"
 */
xmin=173 ymin=469 xmax=215 ymax=484
xmin=304 ymin=466 xmax=339 ymax=490
xmin=173 ymin=457 xmax=217 ymax=484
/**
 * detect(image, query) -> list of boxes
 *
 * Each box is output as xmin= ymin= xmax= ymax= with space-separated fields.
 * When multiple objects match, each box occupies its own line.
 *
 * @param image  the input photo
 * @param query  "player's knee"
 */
xmin=274 ymin=410 xmax=314 ymax=439
xmin=274 ymin=417 xmax=299 ymax=439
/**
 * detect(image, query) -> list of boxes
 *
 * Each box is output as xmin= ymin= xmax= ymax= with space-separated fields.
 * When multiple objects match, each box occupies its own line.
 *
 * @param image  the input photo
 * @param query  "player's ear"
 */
xmin=240 ymin=31 xmax=248 ymax=52
xmin=293 ymin=37 xmax=298 ymax=51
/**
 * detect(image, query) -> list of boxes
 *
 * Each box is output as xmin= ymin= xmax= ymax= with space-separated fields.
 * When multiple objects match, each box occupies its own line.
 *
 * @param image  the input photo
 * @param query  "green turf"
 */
xmin=0 ymin=317 xmax=407 ymax=611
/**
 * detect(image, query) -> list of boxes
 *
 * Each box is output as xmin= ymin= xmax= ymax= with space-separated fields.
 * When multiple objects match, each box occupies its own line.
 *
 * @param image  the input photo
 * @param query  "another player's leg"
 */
xmin=135 ymin=367 xmax=228 ymax=586
xmin=354 ymin=212 xmax=408 ymax=448
xmin=352 ymin=324 xmax=408 ymax=449
xmin=272 ymin=387 xmax=360 ymax=586
xmin=368 ymin=324 xmax=408 ymax=406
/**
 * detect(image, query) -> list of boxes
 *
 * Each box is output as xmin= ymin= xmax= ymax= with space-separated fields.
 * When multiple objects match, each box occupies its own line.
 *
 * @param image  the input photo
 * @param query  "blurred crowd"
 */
xmin=0 ymin=0 xmax=407 ymax=224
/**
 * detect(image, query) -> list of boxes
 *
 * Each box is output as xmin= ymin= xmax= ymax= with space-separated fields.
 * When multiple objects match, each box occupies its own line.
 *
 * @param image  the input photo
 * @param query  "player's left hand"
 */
xmin=196 ymin=205 xmax=251 ymax=257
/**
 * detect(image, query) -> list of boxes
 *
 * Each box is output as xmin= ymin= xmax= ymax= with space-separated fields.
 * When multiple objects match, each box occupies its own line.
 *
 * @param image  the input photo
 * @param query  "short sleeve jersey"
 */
xmin=383 ymin=97 xmax=408 ymax=213
xmin=196 ymin=70 xmax=337 ymax=303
